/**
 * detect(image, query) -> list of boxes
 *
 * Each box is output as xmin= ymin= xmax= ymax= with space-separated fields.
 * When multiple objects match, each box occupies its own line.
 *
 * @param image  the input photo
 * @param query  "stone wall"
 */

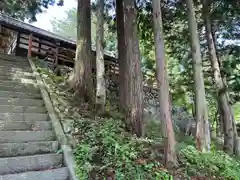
xmin=55 ymin=63 xmax=194 ymax=120
xmin=37 ymin=60 xmax=196 ymax=137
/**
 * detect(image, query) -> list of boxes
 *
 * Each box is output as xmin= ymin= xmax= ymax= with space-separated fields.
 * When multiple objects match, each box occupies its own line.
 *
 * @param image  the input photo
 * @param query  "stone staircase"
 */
xmin=0 ymin=55 xmax=70 ymax=180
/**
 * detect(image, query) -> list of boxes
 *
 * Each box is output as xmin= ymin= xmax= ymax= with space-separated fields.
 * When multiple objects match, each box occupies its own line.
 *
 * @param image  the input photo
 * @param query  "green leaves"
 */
xmin=1 ymin=0 xmax=63 ymax=21
xmin=73 ymin=117 xmax=170 ymax=179
xmin=179 ymin=145 xmax=240 ymax=178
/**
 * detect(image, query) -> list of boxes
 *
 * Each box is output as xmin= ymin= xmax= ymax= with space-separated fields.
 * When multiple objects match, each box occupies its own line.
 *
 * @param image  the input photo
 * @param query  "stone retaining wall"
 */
xmin=36 ymin=60 xmax=196 ymax=139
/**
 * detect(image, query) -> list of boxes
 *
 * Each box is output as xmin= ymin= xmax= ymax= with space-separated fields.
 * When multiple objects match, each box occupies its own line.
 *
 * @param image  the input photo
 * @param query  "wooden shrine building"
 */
xmin=0 ymin=13 xmax=119 ymax=75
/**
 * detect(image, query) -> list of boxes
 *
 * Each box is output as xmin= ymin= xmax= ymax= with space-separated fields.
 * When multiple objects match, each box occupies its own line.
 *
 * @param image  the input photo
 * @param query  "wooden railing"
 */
xmin=0 ymin=29 xmax=157 ymax=89
xmin=19 ymin=32 xmax=121 ymax=80
xmin=19 ymin=32 xmax=75 ymax=64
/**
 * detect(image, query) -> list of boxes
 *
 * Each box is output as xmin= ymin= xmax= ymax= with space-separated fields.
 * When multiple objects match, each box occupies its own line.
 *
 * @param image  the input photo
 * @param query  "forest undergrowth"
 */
xmin=35 ymin=59 xmax=240 ymax=180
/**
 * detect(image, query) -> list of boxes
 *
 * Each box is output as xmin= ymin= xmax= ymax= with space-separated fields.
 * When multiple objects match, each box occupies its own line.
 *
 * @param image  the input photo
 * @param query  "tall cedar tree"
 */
xmin=152 ymin=0 xmax=177 ymax=165
xmin=202 ymin=0 xmax=237 ymax=154
xmin=123 ymin=0 xmax=144 ymax=137
xmin=95 ymin=0 xmax=106 ymax=112
xmin=70 ymin=0 xmax=93 ymax=103
xmin=116 ymin=0 xmax=126 ymax=111
xmin=186 ymin=0 xmax=211 ymax=152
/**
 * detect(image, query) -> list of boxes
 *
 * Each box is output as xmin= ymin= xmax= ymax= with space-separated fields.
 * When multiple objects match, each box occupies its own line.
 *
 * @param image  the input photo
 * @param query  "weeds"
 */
xmin=73 ymin=118 xmax=172 ymax=180
xmin=179 ymin=146 xmax=240 ymax=179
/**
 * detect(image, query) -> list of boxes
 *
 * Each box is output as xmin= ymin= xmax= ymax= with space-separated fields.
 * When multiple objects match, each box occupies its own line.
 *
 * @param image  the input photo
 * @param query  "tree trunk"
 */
xmin=226 ymin=92 xmax=239 ymax=155
xmin=116 ymin=0 xmax=126 ymax=111
xmin=202 ymin=0 xmax=234 ymax=154
xmin=186 ymin=0 xmax=211 ymax=152
xmin=152 ymin=0 xmax=177 ymax=166
xmin=95 ymin=0 xmax=106 ymax=113
xmin=215 ymin=108 xmax=222 ymax=137
xmin=212 ymin=22 xmax=239 ymax=155
xmin=123 ymin=0 xmax=144 ymax=137
xmin=71 ymin=0 xmax=93 ymax=103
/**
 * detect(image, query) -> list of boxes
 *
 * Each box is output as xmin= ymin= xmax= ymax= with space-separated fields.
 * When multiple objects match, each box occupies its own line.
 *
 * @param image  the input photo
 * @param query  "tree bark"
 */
xmin=71 ymin=0 xmax=93 ymax=103
xmin=202 ymin=0 xmax=235 ymax=154
xmin=116 ymin=0 xmax=126 ymax=111
xmin=95 ymin=0 xmax=106 ymax=113
xmin=152 ymin=0 xmax=177 ymax=166
xmin=123 ymin=0 xmax=144 ymax=137
xmin=186 ymin=0 xmax=211 ymax=152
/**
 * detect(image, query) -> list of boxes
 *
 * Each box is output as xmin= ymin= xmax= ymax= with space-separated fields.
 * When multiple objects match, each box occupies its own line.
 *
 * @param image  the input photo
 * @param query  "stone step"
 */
xmin=0 ymin=81 xmax=38 ymax=89
xmin=0 ymin=57 xmax=29 ymax=64
xmin=0 ymin=120 xmax=52 ymax=131
xmin=0 ymin=113 xmax=48 ymax=121
xmin=0 ymin=97 xmax=44 ymax=107
xmin=0 ymin=85 xmax=40 ymax=94
xmin=0 ymin=61 xmax=30 ymax=68
xmin=0 ymin=91 xmax=41 ymax=99
xmin=0 ymin=71 xmax=32 ymax=77
xmin=0 ymin=79 xmax=36 ymax=85
xmin=0 ymin=74 xmax=36 ymax=81
xmin=0 ymin=167 xmax=69 ymax=180
xmin=0 ymin=131 xmax=55 ymax=143
xmin=0 ymin=141 xmax=59 ymax=157
xmin=0 ymin=105 xmax=46 ymax=113
xmin=0 ymin=54 xmax=29 ymax=64
xmin=0 ymin=65 xmax=31 ymax=71
xmin=0 ymin=153 xmax=63 ymax=175
xmin=0 ymin=71 xmax=34 ymax=79
xmin=0 ymin=59 xmax=29 ymax=65
xmin=0 ymin=66 xmax=32 ymax=72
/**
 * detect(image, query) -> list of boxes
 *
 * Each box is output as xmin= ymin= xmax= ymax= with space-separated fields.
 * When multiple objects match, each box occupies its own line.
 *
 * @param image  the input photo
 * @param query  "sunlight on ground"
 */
xmin=8 ymin=68 xmax=36 ymax=85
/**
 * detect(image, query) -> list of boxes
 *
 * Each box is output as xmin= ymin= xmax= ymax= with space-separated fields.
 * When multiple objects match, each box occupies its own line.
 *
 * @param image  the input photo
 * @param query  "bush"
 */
xmin=73 ymin=118 xmax=173 ymax=180
xmin=179 ymin=145 xmax=240 ymax=179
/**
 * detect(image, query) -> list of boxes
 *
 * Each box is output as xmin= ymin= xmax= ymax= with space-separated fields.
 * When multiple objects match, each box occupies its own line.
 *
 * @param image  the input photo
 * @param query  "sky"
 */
xmin=30 ymin=0 xmax=77 ymax=32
